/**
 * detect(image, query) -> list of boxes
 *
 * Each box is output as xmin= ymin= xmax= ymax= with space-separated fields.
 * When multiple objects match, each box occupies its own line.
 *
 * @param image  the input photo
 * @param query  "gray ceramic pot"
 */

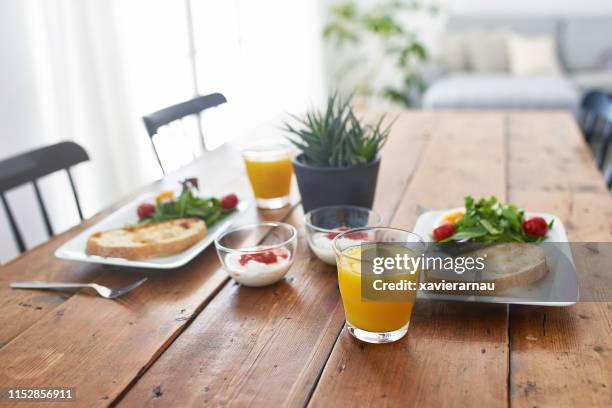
xmin=292 ymin=154 xmax=380 ymax=213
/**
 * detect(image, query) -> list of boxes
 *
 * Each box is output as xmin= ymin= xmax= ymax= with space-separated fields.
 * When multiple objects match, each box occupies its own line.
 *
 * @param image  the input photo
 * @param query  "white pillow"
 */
xmin=439 ymin=32 xmax=469 ymax=71
xmin=507 ymin=34 xmax=562 ymax=75
xmin=465 ymin=28 xmax=509 ymax=72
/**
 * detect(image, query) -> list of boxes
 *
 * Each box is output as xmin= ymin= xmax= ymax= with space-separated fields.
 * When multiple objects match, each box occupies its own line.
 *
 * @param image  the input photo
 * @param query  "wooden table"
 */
xmin=0 ymin=111 xmax=610 ymax=408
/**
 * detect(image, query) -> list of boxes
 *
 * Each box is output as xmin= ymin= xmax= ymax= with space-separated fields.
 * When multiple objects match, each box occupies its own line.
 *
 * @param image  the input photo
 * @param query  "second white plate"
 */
xmin=412 ymin=210 xmax=578 ymax=306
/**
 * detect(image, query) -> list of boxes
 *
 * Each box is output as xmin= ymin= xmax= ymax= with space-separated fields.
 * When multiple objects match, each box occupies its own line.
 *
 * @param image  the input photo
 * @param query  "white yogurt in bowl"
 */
xmin=308 ymin=228 xmax=371 ymax=265
xmin=304 ymin=206 xmax=383 ymax=266
xmin=309 ymin=232 xmax=339 ymax=265
xmin=224 ymin=247 xmax=293 ymax=287
xmin=215 ymin=222 xmax=297 ymax=287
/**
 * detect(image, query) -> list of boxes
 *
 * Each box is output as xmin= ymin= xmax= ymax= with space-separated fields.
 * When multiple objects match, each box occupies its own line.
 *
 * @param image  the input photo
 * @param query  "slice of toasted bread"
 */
xmin=424 ymin=243 xmax=548 ymax=295
xmin=86 ymin=218 xmax=207 ymax=260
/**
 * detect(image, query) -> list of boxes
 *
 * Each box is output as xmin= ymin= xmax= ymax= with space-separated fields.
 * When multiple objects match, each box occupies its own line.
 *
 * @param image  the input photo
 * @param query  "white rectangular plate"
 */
xmin=55 ymin=192 xmax=250 ymax=269
xmin=412 ymin=210 xmax=579 ymax=306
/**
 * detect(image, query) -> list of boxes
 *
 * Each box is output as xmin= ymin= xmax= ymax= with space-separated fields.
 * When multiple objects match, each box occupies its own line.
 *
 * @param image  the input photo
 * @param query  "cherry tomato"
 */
xmin=523 ymin=217 xmax=548 ymax=237
xmin=137 ymin=203 xmax=155 ymax=219
xmin=221 ymin=193 xmax=239 ymax=210
xmin=433 ymin=222 xmax=456 ymax=241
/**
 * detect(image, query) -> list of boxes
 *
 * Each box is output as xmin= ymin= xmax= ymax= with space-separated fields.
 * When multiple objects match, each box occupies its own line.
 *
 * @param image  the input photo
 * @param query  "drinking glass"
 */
xmin=243 ymin=143 xmax=293 ymax=209
xmin=333 ymin=227 xmax=425 ymax=344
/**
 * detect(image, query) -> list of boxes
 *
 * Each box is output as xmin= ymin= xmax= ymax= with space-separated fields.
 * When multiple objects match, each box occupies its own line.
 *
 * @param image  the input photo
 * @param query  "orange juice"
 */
xmin=244 ymin=158 xmax=292 ymax=199
xmin=243 ymin=143 xmax=293 ymax=209
xmin=337 ymin=246 xmax=418 ymax=333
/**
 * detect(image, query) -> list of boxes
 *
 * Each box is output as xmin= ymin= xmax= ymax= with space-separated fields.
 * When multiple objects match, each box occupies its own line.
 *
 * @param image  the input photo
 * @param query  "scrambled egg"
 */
xmin=442 ymin=210 xmax=464 ymax=224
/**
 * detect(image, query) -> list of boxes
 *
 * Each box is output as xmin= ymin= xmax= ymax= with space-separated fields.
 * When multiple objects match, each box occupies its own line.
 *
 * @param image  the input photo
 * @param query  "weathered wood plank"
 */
xmin=309 ymin=112 xmax=510 ymax=408
xmin=116 ymin=112 xmax=431 ymax=407
xmin=506 ymin=111 xmax=612 ymax=407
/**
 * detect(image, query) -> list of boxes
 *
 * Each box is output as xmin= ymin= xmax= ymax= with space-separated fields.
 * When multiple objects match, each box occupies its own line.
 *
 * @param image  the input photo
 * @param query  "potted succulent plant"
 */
xmin=284 ymin=94 xmax=392 ymax=212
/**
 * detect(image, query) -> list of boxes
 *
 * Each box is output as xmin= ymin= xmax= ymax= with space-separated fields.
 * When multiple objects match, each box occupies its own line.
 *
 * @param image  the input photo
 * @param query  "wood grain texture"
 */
xmin=116 ymin=112 xmax=431 ymax=407
xmin=506 ymin=111 xmax=612 ymax=407
xmin=309 ymin=112 xmax=510 ymax=408
xmin=0 ymin=145 xmax=297 ymax=408
xmin=0 ymin=198 xmax=135 ymax=348
xmin=116 ymin=208 xmax=345 ymax=407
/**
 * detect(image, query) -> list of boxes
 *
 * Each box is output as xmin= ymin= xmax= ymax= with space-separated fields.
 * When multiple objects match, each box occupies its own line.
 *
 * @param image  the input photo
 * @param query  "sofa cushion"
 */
xmin=465 ymin=28 xmax=509 ymax=72
xmin=507 ymin=34 xmax=561 ymax=75
xmin=438 ymin=28 xmax=510 ymax=73
xmin=571 ymin=71 xmax=612 ymax=93
xmin=438 ymin=31 xmax=469 ymax=71
xmin=422 ymin=74 xmax=580 ymax=112
xmin=561 ymin=18 xmax=612 ymax=72
xmin=447 ymin=17 xmax=558 ymax=37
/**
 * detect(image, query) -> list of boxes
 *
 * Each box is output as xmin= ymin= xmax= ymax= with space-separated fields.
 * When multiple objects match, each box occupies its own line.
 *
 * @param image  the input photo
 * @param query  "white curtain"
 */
xmin=0 ymin=0 xmax=326 ymax=262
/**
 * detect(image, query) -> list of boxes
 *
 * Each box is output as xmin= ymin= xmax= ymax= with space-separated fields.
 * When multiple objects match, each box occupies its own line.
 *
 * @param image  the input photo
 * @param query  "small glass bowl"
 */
xmin=304 ymin=206 xmax=383 ymax=265
xmin=214 ymin=222 xmax=298 ymax=287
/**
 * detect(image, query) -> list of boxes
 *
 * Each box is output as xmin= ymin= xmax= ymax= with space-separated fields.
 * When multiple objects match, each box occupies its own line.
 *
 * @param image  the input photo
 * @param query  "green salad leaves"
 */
xmin=442 ymin=196 xmax=553 ymax=243
xmin=138 ymin=181 xmax=236 ymax=227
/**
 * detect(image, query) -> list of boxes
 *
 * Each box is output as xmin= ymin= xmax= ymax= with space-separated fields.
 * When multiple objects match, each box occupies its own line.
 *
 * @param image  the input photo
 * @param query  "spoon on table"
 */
xmin=9 ymin=278 xmax=148 ymax=299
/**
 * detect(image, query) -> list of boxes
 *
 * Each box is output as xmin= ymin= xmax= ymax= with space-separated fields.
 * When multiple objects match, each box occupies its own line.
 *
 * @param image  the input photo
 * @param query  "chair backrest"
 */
xmin=580 ymin=90 xmax=610 ymax=143
xmin=586 ymin=93 xmax=612 ymax=169
xmin=0 ymin=141 xmax=89 ymax=253
xmin=605 ymin=163 xmax=612 ymax=189
xmin=142 ymin=93 xmax=227 ymax=174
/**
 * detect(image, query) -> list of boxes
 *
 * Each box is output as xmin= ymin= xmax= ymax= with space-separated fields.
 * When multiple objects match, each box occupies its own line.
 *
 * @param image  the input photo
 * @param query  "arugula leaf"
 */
xmin=479 ymin=219 xmax=500 ymax=235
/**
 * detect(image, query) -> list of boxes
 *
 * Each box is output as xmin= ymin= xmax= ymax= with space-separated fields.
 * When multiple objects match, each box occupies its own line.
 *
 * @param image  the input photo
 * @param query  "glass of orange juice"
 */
xmin=333 ymin=227 xmax=425 ymax=343
xmin=243 ymin=143 xmax=293 ymax=209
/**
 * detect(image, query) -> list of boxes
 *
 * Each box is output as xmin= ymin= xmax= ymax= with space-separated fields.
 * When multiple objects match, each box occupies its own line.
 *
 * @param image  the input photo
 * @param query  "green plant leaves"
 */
xmin=322 ymin=0 xmax=435 ymax=106
xmin=284 ymin=93 xmax=392 ymax=168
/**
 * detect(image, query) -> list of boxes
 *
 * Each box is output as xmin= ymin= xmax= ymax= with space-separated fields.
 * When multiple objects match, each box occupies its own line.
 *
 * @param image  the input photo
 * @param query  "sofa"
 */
xmin=422 ymin=16 xmax=612 ymax=112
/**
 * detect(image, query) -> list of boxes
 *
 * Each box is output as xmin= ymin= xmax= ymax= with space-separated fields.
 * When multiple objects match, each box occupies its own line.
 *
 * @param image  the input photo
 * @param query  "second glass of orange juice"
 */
xmin=333 ymin=228 xmax=425 ymax=344
xmin=243 ymin=143 xmax=293 ymax=209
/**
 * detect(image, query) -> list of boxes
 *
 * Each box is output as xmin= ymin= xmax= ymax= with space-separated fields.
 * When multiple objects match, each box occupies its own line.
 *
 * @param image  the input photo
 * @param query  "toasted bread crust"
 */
xmin=86 ymin=218 xmax=206 ymax=260
xmin=424 ymin=243 xmax=548 ymax=295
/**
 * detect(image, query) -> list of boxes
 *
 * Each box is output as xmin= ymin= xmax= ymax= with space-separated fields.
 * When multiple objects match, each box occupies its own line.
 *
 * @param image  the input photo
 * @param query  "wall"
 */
xmin=0 ymin=1 xmax=59 ymax=260
xmin=440 ymin=0 xmax=612 ymax=16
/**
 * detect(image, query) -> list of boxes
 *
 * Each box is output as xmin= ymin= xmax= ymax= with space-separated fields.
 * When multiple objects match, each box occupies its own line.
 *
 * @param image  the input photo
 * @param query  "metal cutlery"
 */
xmin=9 ymin=278 xmax=148 ymax=299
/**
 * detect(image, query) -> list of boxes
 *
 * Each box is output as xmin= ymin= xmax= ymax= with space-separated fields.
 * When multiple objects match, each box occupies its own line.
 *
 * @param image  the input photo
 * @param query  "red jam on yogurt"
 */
xmin=226 ymin=247 xmax=292 ymax=287
xmin=309 ymin=227 xmax=370 ymax=266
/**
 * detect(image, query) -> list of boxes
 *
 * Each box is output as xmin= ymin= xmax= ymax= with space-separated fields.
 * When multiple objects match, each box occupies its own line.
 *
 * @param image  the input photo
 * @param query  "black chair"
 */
xmin=605 ymin=163 xmax=612 ymax=189
xmin=142 ymin=93 xmax=227 ymax=174
xmin=593 ymin=98 xmax=612 ymax=170
xmin=0 ymin=141 xmax=89 ymax=253
xmin=580 ymin=90 xmax=610 ymax=143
